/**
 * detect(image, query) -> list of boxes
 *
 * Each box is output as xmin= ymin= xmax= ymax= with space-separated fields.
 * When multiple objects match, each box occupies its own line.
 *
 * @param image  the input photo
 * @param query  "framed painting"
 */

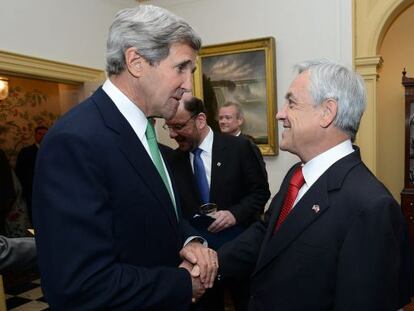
xmin=193 ymin=37 xmax=278 ymax=155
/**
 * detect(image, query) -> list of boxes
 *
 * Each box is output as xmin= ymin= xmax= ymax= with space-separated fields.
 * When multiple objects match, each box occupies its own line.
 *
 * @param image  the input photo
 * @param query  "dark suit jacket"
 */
xmin=0 ymin=149 xmax=16 ymax=234
xmin=15 ymin=143 xmax=38 ymax=210
xmin=239 ymin=133 xmax=267 ymax=180
xmin=165 ymin=133 xmax=270 ymax=243
xmin=33 ymin=87 xmax=196 ymax=311
xmin=219 ymin=149 xmax=414 ymax=311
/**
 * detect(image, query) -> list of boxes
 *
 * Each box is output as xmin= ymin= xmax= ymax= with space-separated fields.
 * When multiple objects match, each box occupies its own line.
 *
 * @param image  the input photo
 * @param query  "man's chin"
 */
xmin=165 ymin=109 xmax=178 ymax=121
xmin=279 ymin=142 xmax=290 ymax=152
xmin=164 ymin=100 xmax=180 ymax=120
xmin=177 ymin=142 xmax=190 ymax=152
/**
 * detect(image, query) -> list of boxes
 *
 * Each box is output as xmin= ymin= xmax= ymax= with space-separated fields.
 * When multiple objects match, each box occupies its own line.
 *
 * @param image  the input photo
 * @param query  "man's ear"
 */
xmin=320 ymin=99 xmax=337 ymax=128
xmin=196 ymin=113 xmax=207 ymax=129
xmin=125 ymin=47 xmax=143 ymax=78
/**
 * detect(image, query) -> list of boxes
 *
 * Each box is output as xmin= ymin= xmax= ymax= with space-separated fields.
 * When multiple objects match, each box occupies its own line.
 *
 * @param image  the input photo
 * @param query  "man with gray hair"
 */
xmin=218 ymin=59 xmax=414 ymax=310
xmin=33 ymin=5 xmax=217 ymax=310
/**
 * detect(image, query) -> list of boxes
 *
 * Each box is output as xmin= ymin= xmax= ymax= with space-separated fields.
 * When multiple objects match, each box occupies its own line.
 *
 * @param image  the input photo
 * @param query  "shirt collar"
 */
xmin=198 ymin=127 xmax=214 ymax=154
xmin=101 ymin=79 xmax=148 ymax=141
xmin=302 ymin=139 xmax=354 ymax=187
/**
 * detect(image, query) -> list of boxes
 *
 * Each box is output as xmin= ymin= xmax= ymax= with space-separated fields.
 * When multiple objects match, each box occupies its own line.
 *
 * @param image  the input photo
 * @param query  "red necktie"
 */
xmin=274 ymin=166 xmax=305 ymax=232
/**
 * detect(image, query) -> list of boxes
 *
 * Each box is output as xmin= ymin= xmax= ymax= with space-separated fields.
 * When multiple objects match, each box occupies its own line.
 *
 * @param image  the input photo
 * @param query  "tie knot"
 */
xmin=146 ymin=119 xmax=156 ymax=140
xmin=192 ymin=148 xmax=202 ymax=157
xmin=290 ymin=166 xmax=304 ymax=189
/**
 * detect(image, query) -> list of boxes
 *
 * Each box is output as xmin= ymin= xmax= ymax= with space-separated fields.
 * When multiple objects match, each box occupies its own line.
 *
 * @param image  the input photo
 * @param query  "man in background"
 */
xmin=15 ymin=126 xmax=47 ymax=223
xmin=218 ymin=101 xmax=249 ymax=138
xmin=165 ymin=95 xmax=270 ymax=311
xmin=218 ymin=59 xmax=414 ymax=310
xmin=218 ymin=101 xmax=267 ymax=178
xmin=33 ymin=5 xmax=217 ymax=310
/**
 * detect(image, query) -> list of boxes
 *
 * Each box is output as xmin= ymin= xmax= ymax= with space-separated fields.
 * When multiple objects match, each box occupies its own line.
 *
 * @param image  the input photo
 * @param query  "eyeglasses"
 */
xmin=163 ymin=114 xmax=197 ymax=131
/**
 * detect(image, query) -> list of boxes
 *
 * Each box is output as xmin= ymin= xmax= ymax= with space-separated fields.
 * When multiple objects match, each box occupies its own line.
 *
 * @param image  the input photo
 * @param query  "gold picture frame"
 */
xmin=193 ymin=37 xmax=278 ymax=155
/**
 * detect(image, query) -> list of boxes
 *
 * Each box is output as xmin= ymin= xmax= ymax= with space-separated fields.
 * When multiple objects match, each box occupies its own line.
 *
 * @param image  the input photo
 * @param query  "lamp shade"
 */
xmin=0 ymin=77 xmax=9 ymax=100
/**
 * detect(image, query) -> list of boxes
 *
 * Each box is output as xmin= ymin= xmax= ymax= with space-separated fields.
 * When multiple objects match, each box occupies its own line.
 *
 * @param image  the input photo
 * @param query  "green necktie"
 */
xmin=145 ymin=119 xmax=177 ymax=218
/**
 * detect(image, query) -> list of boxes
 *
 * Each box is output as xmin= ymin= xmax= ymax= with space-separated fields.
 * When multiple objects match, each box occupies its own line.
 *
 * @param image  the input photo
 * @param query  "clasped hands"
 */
xmin=179 ymin=241 xmax=218 ymax=302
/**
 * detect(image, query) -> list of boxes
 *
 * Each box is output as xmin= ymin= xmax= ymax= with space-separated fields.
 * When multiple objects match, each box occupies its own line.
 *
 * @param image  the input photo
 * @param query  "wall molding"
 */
xmin=353 ymin=0 xmax=413 ymax=173
xmin=0 ymin=50 xmax=105 ymax=84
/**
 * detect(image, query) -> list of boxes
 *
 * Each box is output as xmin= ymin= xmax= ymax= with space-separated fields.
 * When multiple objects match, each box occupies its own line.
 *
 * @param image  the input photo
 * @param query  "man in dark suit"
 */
xmin=15 ymin=126 xmax=47 ymax=223
xmin=32 ymin=5 xmax=218 ymax=311
xmin=218 ymin=59 xmax=414 ymax=310
xmin=164 ymin=96 xmax=270 ymax=311
xmin=165 ymin=96 xmax=270 ymax=248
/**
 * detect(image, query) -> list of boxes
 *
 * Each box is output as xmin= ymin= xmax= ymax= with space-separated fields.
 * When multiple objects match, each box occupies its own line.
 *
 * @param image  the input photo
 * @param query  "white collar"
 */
xmin=101 ymin=79 xmax=148 ymax=141
xmin=302 ymin=140 xmax=354 ymax=188
xmin=198 ymin=127 xmax=214 ymax=154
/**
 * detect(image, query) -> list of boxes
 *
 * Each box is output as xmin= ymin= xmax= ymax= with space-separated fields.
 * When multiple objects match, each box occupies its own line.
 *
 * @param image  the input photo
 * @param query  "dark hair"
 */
xmin=35 ymin=126 xmax=48 ymax=133
xmin=183 ymin=96 xmax=207 ymax=115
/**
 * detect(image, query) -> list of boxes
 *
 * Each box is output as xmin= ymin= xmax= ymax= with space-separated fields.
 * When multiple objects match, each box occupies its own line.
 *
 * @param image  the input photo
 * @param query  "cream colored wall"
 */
xmin=377 ymin=4 xmax=414 ymax=201
xmin=148 ymin=0 xmax=353 ymax=197
xmin=0 ymin=0 xmax=135 ymax=70
xmin=1 ymin=0 xmax=354 ymax=198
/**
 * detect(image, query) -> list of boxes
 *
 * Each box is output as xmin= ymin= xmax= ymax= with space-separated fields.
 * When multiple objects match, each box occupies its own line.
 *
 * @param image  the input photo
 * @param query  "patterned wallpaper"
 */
xmin=0 ymin=76 xmax=81 ymax=166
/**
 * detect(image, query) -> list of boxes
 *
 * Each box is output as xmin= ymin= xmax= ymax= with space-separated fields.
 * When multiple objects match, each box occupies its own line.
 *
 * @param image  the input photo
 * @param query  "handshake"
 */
xmin=178 ymin=241 xmax=219 ymax=302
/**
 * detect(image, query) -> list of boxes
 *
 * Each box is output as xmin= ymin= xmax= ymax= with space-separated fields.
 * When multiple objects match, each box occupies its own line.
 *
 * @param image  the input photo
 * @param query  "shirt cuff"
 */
xmin=184 ymin=236 xmax=208 ymax=247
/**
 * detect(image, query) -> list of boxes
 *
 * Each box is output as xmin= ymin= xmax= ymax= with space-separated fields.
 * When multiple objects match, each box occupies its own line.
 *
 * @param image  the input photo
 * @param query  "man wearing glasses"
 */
xmin=164 ymin=95 xmax=270 ymax=311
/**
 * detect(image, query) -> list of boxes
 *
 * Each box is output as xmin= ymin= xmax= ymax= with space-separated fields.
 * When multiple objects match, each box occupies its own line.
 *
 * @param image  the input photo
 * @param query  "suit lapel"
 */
xmin=255 ymin=176 xmax=330 ymax=274
xmin=254 ymin=150 xmax=362 ymax=275
xmin=179 ymin=152 xmax=201 ymax=204
xmin=92 ymin=88 xmax=179 ymax=233
xmin=259 ymin=166 xmax=297 ymax=247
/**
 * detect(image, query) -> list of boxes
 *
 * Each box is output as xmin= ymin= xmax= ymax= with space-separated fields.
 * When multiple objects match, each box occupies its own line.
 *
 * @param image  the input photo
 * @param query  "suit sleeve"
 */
xmin=33 ymin=132 xmax=192 ymax=311
xmin=0 ymin=236 xmax=37 ymax=273
xmin=218 ymin=219 xmax=267 ymax=281
xmin=334 ymin=195 xmax=408 ymax=310
xmin=227 ymin=140 xmax=270 ymax=226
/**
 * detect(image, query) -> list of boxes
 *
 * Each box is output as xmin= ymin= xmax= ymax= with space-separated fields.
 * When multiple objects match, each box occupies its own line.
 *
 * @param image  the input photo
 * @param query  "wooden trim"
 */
xmin=0 ymin=50 xmax=105 ymax=84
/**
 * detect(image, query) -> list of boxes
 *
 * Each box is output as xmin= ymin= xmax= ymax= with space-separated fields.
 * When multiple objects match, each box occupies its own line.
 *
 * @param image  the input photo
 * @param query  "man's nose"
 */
xmin=181 ymin=71 xmax=193 ymax=91
xmin=169 ymin=129 xmax=178 ymax=139
xmin=276 ymin=104 xmax=287 ymax=120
